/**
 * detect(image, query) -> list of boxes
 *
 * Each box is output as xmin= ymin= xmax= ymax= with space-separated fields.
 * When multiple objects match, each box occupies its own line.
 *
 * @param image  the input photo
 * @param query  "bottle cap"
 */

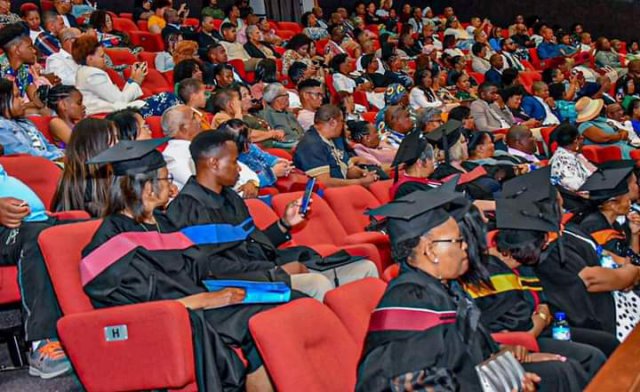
xmin=554 ymin=312 xmax=566 ymax=321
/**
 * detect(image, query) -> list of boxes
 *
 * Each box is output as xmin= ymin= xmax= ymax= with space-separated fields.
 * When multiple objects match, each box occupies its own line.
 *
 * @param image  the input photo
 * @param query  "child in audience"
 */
xmin=39 ymin=85 xmax=86 ymax=147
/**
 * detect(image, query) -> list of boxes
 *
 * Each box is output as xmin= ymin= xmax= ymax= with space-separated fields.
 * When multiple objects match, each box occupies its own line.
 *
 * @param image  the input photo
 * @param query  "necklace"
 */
xmin=140 ymin=220 xmax=161 ymax=233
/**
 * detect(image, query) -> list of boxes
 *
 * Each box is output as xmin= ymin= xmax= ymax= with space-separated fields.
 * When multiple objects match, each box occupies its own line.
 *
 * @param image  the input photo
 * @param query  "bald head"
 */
xmin=507 ymin=124 xmax=536 ymax=154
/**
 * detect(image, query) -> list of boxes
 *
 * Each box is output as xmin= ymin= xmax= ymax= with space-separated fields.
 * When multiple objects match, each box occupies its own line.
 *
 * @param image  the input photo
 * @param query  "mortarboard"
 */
xmin=495 ymin=199 xmax=560 ymax=232
xmin=366 ymin=186 xmax=462 ymax=247
xmin=391 ymin=130 xmax=428 ymax=168
xmin=87 ymin=138 xmax=168 ymax=176
xmin=425 ymin=120 xmax=463 ymax=162
xmin=502 ymin=166 xmax=556 ymax=202
xmin=579 ymin=166 xmax=634 ymax=201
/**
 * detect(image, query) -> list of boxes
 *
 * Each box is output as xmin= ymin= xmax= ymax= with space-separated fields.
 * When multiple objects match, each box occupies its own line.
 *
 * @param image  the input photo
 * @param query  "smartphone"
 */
xmin=299 ymin=178 xmax=317 ymax=215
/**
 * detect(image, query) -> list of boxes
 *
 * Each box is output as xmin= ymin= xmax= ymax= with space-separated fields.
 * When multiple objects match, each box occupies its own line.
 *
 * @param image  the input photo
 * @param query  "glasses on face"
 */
xmin=432 ymin=237 xmax=465 ymax=247
xmin=306 ymin=91 xmax=323 ymax=98
xmin=157 ymin=174 xmax=174 ymax=184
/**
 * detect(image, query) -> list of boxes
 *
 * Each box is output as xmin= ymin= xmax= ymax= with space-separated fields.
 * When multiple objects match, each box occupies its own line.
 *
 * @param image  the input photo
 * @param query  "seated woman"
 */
xmin=243 ymin=25 xmax=279 ymax=60
xmin=430 ymin=121 xmax=501 ymax=200
xmin=409 ymin=68 xmax=444 ymax=111
xmin=221 ymin=119 xmax=293 ymax=189
xmin=155 ymin=31 xmax=183 ymax=73
xmin=38 ymin=85 xmax=86 ymax=148
xmin=550 ymin=123 xmax=597 ymax=193
xmin=81 ymin=139 xmax=279 ymax=391
xmin=238 ymin=83 xmax=286 ymax=147
xmin=576 ymin=97 xmax=635 ymax=159
xmin=52 ymin=118 xmax=118 ymax=217
xmin=388 ymin=130 xmax=441 ymax=200
xmin=358 ymin=186 xmax=589 ymax=391
xmin=281 ymin=34 xmax=325 ymax=83
xmin=301 ymin=11 xmax=328 ymax=41
xmin=89 ymin=10 xmax=133 ymax=49
xmin=466 ymin=131 xmax=529 ymax=182
xmin=502 ymin=169 xmax=636 ymax=350
xmin=73 ymin=35 xmax=179 ymax=116
xmin=471 ymin=42 xmax=491 ymax=74
xmin=464 ymin=198 xmax=608 ymax=372
xmin=348 ymin=120 xmax=395 ymax=172
xmin=502 ymin=86 xmax=541 ymax=127
xmin=0 ymin=80 xmax=63 ymax=160
xmin=174 ymin=58 xmax=205 ymax=85
xmin=176 ymin=77 xmax=211 ymax=130
xmin=451 ymin=72 xmax=478 ymax=102
xmin=106 ymin=108 xmax=151 ymax=141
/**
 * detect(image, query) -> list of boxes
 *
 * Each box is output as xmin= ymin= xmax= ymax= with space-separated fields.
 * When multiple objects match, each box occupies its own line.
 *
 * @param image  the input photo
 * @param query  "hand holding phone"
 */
xmin=299 ymin=178 xmax=316 ymax=215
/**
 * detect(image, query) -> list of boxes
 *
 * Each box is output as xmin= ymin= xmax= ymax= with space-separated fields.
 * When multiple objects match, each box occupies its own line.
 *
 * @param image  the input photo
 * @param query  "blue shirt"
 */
xmin=239 ymin=144 xmax=279 ymax=187
xmin=537 ymin=41 xmax=562 ymax=60
xmin=0 ymin=118 xmax=63 ymax=160
xmin=293 ymin=127 xmax=350 ymax=179
xmin=0 ymin=164 xmax=47 ymax=222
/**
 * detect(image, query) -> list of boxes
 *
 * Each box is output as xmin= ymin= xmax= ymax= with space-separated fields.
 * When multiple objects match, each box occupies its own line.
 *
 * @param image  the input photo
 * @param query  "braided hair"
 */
xmin=37 ymin=85 xmax=79 ymax=113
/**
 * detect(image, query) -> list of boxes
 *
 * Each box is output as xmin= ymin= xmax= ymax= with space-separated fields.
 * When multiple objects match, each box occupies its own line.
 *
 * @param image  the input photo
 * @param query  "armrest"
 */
xmin=491 ymin=332 xmax=540 ymax=353
xmin=342 ymin=243 xmax=382 ymax=274
xmin=48 ymin=210 xmax=91 ymax=221
xmin=57 ymin=300 xmax=196 ymax=391
xmin=343 ymin=231 xmax=390 ymax=247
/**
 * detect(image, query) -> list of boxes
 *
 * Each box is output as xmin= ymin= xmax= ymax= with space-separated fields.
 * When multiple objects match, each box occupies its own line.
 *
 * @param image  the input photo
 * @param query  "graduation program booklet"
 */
xmin=202 ymin=280 xmax=291 ymax=304
xmin=475 ymin=351 xmax=526 ymax=392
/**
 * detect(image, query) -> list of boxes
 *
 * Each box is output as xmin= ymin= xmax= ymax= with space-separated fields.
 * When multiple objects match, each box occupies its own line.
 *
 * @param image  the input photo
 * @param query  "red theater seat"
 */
xmin=271 ymin=192 xmax=384 ymax=272
xmin=276 ymin=21 xmax=302 ymax=34
xmin=129 ymin=31 xmax=163 ymax=52
xmin=138 ymin=51 xmax=158 ymax=69
xmin=582 ymin=145 xmax=622 ymax=164
xmin=38 ymin=221 xmax=197 ymax=391
xmin=124 ymin=67 xmax=173 ymax=95
xmin=27 ymin=116 xmax=54 ymax=144
xmin=145 ymin=116 xmax=164 ymax=139
xmin=111 ymin=17 xmax=139 ymax=33
xmin=249 ymin=298 xmax=359 ymax=392
xmin=323 ymin=278 xmax=386 ymax=345
xmin=368 ymin=179 xmax=393 ymax=204
xmin=105 ymin=48 xmax=138 ymax=66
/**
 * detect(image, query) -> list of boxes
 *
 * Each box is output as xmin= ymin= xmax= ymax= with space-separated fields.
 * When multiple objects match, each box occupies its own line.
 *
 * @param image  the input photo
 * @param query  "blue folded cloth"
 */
xmin=202 ymin=280 xmax=291 ymax=304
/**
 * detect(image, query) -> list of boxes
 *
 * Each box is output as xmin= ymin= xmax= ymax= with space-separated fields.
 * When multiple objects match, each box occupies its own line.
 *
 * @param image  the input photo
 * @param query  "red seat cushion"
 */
xmin=0 ymin=155 xmax=62 ymax=209
xmin=323 ymin=185 xmax=381 ymax=234
xmin=368 ymin=179 xmax=393 ymax=204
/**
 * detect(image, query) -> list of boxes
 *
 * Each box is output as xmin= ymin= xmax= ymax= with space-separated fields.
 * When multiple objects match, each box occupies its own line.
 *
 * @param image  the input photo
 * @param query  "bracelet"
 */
xmin=279 ymin=218 xmax=292 ymax=231
xmin=535 ymin=311 xmax=548 ymax=322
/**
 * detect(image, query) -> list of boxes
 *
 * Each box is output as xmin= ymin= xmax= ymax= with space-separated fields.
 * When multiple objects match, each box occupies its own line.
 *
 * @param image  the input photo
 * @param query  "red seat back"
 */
xmin=323 ymin=185 xmax=380 ymax=234
xmin=145 ymin=116 xmax=164 ymax=138
xmin=38 ymin=220 xmax=102 ymax=314
xmin=0 ymin=155 xmax=61 ymax=209
xmin=245 ymin=199 xmax=280 ymax=231
xmin=582 ymin=145 xmax=622 ymax=164
xmin=539 ymin=126 xmax=557 ymax=155
xmin=276 ymin=21 xmax=302 ymax=34
xmin=27 ymin=115 xmax=54 ymax=144
xmin=249 ymin=298 xmax=359 ymax=392
xmin=381 ymin=263 xmax=399 ymax=282
xmin=104 ymin=67 xmax=126 ymax=89
xmin=105 ymin=48 xmax=138 ymax=66
xmin=368 ymin=179 xmax=393 ymax=204
xmin=469 ymin=71 xmax=484 ymax=85
xmin=129 ymin=31 xmax=163 ymax=52
xmin=111 ymin=17 xmax=139 ymax=33
xmin=138 ymin=51 xmax=158 ymax=69
xmin=271 ymin=192 xmax=348 ymax=247
xmin=323 ymin=278 xmax=386 ymax=346
xmin=124 ymin=68 xmax=172 ymax=94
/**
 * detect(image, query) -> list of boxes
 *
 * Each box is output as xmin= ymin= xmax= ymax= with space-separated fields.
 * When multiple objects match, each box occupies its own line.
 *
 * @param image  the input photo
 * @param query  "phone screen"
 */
xmin=299 ymin=177 xmax=316 ymax=215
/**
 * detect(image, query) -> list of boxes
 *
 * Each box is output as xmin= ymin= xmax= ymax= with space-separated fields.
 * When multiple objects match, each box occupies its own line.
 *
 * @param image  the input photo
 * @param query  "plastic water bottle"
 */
xmin=552 ymin=312 xmax=571 ymax=341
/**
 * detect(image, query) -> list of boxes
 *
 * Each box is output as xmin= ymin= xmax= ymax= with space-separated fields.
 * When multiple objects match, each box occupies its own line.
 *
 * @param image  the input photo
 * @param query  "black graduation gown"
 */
xmin=466 ymin=256 xmax=605 ymax=382
xmin=579 ymin=210 xmax=632 ymax=257
xmin=394 ymin=180 xmax=439 ymax=200
xmin=431 ymin=164 xmax=500 ymax=200
xmin=537 ymin=225 xmax=617 ymax=336
xmin=462 ymin=160 xmax=518 ymax=184
xmin=82 ymin=212 xmax=279 ymax=390
xmin=357 ymin=266 xmax=497 ymax=392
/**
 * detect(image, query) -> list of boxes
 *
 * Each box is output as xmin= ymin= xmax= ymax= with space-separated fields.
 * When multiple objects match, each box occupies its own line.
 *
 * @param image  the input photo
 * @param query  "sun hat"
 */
xmin=575 ymin=96 xmax=604 ymax=123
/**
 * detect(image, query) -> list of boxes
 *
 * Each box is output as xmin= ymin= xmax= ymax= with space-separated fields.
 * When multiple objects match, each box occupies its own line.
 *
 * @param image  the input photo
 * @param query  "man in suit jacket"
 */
xmin=470 ymin=82 xmax=515 ymax=132
xmin=521 ymin=81 xmax=561 ymax=125
xmin=484 ymin=54 xmax=504 ymax=87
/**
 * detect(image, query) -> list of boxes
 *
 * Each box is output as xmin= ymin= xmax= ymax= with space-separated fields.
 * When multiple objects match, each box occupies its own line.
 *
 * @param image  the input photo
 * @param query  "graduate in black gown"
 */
xmin=166 ymin=127 xmax=378 ymax=300
xmin=81 ymin=139 xmax=279 ymax=391
xmin=357 ymin=186 xmax=589 ymax=392
xmin=503 ymin=167 xmax=632 ymax=352
xmin=428 ymin=120 xmax=502 ymax=200
xmin=463 ymin=198 xmax=607 ymax=379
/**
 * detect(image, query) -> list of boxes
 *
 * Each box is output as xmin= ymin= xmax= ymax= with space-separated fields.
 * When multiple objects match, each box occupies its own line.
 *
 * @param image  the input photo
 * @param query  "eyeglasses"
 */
xmin=305 ymin=91 xmax=323 ymax=98
xmin=157 ymin=174 xmax=174 ymax=184
xmin=431 ymin=237 xmax=466 ymax=247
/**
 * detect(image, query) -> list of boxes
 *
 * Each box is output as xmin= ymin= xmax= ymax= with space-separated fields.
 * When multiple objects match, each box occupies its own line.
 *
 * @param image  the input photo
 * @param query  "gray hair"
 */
xmin=246 ymin=25 xmax=260 ymax=37
xmin=263 ymin=82 xmax=286 ymax=104
xmin=416 ymin=107 xmax=442 ymax=131
xmin=161 ymin=105 xmax=191 ymax=137
xmin=59 ymin=27 xmax=80 ymax=42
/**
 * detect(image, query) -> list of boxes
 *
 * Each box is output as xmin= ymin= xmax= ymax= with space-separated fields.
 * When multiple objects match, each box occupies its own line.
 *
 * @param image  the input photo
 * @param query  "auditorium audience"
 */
xmin=39 ymin=84 xmax=85 ymax=147
xmin=106 ymin=108 xmax=152 ymax=141
xmin=45 ymin=27 xmax=80 ymax=86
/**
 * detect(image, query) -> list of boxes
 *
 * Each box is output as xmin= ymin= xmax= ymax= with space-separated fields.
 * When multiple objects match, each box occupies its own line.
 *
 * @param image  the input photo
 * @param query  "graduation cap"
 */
xmin=495 ymin=199 xmax=560 ymax=232
xmin=366 ymin=186 xmax=461 ymax=247
xmin=87 ymin=138 xmax=169 ymax=176
xmin=579 ymin=166 xmax=634 ymax=201
xmin=502 ymin=166 xmax=556 ymax=202
xmin=425 ymin=120 xmax=463 ymax=162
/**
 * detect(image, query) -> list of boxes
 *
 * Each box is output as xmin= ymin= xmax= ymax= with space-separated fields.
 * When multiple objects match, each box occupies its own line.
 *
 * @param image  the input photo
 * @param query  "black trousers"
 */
xmin=0 ymin=219 xmax=62 ymax=342
xmin=541 ymin=326 xmax=620 ymax=357
xmin=537 ymin=337 xmax=606 ymax=380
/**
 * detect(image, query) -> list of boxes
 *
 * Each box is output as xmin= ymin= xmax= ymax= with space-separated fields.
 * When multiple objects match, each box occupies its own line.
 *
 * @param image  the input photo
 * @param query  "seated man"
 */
xmin=537 ymin=27 xmax=562 ymax=60
xmin=484 ymin=54 xmax=504 ymax=86
xmin=219 ymin=22 xmax=260 ymax=71
xmin=203 ymin=42 xmax=244 ymax=85
xmin=296 ymin=79 xmax=324 ymax=131
xmin=34 ymin=12 xmax=63 ymax=58
xmin=0 ymin=164 xmax=71 ymax=379
xmin=294 ymin=104 xmax=379 ymax=188
xmin=258 ymin=83 xmax=304 ymax=147
xmin=505 ymin=124 xmax=541 ymax=163
xmin=45 ymin=27 xmax=80 ymax=86
xmin=161 ymin=104 xmax=260 ymax=198
xmin=167 ymin=128 xmax=377 ymax=299
xmin=470 ymin=82 xmax=514 ymax=132
xmin=521 ymin=82 xmax=561 ymax=125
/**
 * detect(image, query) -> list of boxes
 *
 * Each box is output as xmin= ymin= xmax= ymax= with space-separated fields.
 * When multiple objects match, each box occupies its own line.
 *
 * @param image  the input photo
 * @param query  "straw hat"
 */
xmin=575 ymin=96 xmax=604 ymax=123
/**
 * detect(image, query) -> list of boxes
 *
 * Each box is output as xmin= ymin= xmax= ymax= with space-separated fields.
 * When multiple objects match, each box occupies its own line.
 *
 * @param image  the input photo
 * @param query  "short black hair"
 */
xmin=330 ymin=53 xmax=349 ymax=73
xmin=297 ymin=78 xmax=322 ymax=92
xmin=288 ymin=61 xmax=308 ymax=85
xmin=190 ymin=129 xmax=237 ymax=161
xmin=220 ymin=22 xmax=235 ymax=33
xmin=471 ymin=42 xmax=485 ymax=56
xmin=550 ymin=122 xmax=580 ymax=147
